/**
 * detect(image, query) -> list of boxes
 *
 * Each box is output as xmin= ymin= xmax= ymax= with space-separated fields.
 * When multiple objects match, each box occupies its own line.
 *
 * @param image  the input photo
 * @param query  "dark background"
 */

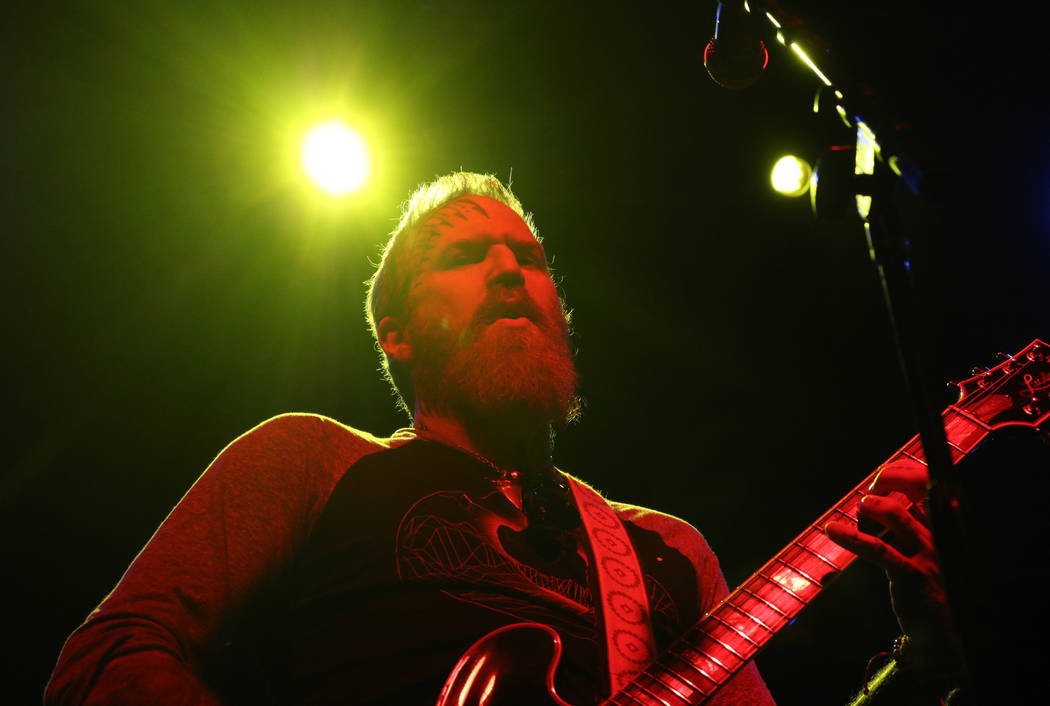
xmin=4 ymin=1 xmax=1047 ymax=704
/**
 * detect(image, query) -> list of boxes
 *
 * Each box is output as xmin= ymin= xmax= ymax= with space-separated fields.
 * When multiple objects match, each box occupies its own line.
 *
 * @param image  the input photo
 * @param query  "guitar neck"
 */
xmin=608 ymin=405 xmax=996 ymax=706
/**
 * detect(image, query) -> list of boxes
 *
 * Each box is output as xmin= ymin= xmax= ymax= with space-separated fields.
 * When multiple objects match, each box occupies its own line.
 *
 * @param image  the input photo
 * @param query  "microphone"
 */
xmin=703 ymin=2 xmax=769 ymax=89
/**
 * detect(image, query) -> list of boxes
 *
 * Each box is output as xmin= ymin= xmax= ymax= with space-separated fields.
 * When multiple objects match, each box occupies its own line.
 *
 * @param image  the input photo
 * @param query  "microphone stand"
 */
xmin=745 ymin=1 xmax=981 ymax=699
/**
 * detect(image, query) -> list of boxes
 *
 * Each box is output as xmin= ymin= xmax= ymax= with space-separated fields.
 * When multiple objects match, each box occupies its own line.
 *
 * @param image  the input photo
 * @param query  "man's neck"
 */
xmin=413 ymin=405 xmax=553 ymax=474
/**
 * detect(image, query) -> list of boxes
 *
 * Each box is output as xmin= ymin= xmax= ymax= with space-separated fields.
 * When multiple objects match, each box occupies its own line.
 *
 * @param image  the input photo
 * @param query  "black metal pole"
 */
xmin=862 ymin=173 xmax=979 ymax=701
xmin=740 ymin=1 xmax=983 ymax=697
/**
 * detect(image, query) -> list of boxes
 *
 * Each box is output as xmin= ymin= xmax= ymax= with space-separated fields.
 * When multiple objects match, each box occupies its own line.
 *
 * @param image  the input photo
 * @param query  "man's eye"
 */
xmin=518 ymin=251 xmax=545 ymax=268
xmin=447 ymin=248 xmax=481 ymax=267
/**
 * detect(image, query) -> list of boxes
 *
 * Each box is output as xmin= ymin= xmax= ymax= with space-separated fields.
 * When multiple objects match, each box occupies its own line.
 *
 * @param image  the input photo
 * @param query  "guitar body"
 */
xmin=437 ymin=623 xmax=571 ymax=706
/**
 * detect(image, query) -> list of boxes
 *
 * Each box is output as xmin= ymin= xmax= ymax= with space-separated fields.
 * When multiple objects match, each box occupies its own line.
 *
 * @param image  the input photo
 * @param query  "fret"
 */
xmin=838 ymin=494 xmax=863 ymax=512
xmin=900 ymin=448 xmax=928 ymax=465
xmin=779 ymin=543 xmax=839 ymax=585
xmin=771 ymin=556 xmax=822 ymax=588
xmin=708 ymin=611 xmax=761 ymax=649
xmin=791 ymin=538 xmax=844 ymax=572
xmin=646 ymin=671 xmax=693 ymax=702
xmin=943 ymin=411 xmax=990 ymax=453
xmin=632 ymin=678 xmax=675 ymax=706
xmin=739 ymin=584 xmax=788 ymax=617
xmin=946 ymin=404 xmax=995 ymax=431
xmin=873 ymin=401 xmax=1001 ymax=479
xmin=722 ymin=598 xmax=777 ymax=634
xmin=614 ymin=688 xmax=650 ymax=706
xmin=757 ymin=569 xmax=808 ymax=604
xmin=666 ymin=651 xmax=720 ymax=689
xmin=900 ymin=435 xmax=927 ymax=463
xmin=797 ymin=530 xmax=855 ymax=569
xmin=656 ymin=657 xmax=710 ymax=696
xmin=696 ymin=624 xmax=747 ymax=661
xmin=725 ymin=593 xmax=787 ymax=633
xmin=829 ymin=506 xmax=856 ymax=521
xmin=679 ymin=643 xmax=734 ymax=675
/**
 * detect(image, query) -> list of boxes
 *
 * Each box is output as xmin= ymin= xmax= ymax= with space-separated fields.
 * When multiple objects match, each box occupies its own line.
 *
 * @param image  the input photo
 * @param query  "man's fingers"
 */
xmin=857 ymin=494 xmax=935 ymax=556
xmin=824 ymin=519 xmax=914 ymax=578
xmin=857 ymin=490 xmax=911 ymax=535
xmin=867 ymin=460 xmax=930 ymax=500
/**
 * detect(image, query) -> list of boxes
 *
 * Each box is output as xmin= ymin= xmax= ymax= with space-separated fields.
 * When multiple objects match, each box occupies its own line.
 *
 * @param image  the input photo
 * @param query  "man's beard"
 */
xmin=410 ymin=294 xmax=581 ymax=427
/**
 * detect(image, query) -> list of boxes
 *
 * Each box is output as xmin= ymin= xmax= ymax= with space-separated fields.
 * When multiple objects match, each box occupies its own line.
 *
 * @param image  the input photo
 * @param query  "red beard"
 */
xmin=410 ymin=294 xmax=580 ymax=426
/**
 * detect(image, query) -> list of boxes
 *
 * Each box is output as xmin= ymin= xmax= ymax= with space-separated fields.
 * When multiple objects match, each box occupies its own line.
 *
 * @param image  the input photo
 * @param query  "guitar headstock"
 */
xmin=953 ymin=339 xmax=1050 ymax=429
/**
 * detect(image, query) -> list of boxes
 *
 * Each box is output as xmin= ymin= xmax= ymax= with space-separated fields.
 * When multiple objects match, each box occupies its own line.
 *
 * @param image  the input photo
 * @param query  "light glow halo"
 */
xmin=300 ymin=120 xmax=371 ymax=196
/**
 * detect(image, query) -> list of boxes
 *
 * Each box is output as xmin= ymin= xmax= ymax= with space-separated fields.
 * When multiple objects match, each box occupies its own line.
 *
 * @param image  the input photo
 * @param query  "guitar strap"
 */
xmin=566 ymin=477 xmax=658 ymax=696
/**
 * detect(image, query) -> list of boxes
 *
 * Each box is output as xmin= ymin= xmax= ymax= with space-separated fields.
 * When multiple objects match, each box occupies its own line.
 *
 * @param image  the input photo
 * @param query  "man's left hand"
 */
xmin=824 ymin=459 xmax=958 ymax=676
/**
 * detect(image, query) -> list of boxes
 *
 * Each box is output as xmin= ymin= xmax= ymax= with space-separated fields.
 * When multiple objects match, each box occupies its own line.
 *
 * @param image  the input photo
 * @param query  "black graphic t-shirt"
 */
xmin=276 ymin=440 xmax=700 ymax=705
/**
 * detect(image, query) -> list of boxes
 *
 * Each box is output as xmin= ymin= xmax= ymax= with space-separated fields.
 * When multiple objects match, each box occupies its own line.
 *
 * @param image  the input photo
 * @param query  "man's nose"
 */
xmin=486 ymin=245 xmax=525 ymax=287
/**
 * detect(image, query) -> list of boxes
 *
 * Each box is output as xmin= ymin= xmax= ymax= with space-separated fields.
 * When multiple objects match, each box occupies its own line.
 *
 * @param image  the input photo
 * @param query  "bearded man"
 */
xmin=44 ymin=173 xmax=948 ymax=706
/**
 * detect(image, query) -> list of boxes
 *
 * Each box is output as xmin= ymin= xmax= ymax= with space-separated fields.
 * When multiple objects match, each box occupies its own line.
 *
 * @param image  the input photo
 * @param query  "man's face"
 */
xmin=401 ymin=195 xmax=578 ymax=424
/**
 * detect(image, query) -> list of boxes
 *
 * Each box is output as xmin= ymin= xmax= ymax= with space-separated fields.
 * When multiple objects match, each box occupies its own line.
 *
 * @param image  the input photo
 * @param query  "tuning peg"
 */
xmin=971 ymin=366 xmax=990 ymax=376
xmin=995 ymin=352 xmax=1014 ymax=371
xmin=944 ymin=379 xmax=964 ymax=402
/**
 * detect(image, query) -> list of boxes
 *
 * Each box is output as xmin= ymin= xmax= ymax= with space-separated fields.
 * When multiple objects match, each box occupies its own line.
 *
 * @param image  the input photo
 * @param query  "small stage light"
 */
xmin=771 ymin=155 xmax=812 ymax=197
xmin=300 ymin=120 xmax=371 ymax=196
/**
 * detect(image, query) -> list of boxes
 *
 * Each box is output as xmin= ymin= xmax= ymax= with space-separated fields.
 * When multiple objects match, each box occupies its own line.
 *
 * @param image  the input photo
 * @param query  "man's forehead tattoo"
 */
xmin=410 ymin=197 xmax=491 ymax=273
xmin=419 ymin=197 xmax=489 ymax=236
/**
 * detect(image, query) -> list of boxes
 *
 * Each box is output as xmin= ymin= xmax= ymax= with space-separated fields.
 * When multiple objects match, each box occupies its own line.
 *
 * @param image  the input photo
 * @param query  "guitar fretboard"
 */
xmin=607 ymin=405 xmax=997 ymax=706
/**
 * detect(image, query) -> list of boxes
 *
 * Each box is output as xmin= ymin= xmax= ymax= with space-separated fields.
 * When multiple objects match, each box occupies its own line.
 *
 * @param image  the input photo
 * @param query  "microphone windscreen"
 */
xmin=704 ymin=36 xmax=768 ymax=90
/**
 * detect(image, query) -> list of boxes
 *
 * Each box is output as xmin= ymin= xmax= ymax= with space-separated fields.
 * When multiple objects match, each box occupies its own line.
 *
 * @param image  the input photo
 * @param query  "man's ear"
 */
xmin=377 ymin=316 xmax=412 ymax=363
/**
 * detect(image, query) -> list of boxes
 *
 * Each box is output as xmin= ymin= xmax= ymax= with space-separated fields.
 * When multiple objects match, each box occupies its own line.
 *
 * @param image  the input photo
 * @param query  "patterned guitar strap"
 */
xmin=566 ymin=477 xmax=658 ymax=696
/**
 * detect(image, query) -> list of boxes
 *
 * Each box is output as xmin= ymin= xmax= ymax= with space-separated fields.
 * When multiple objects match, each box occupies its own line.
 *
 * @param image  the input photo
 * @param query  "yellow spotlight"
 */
xmin=300 ymin=120 xmax=371 ymax=196
xmin=771 ymin=155 xmax=812 ymax=197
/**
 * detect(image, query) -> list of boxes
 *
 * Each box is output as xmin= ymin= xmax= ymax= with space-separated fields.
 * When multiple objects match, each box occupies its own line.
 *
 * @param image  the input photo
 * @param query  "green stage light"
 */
xmin=300 ymin=120 xmax=370 ymax=196
xmin=771 ymin=155 xmax=812 ymax=197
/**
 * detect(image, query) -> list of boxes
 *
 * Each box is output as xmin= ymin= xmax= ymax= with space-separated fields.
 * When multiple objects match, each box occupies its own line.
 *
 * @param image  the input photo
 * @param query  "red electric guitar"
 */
xmin=438 ymin=339 xmax=1050 ymax=706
